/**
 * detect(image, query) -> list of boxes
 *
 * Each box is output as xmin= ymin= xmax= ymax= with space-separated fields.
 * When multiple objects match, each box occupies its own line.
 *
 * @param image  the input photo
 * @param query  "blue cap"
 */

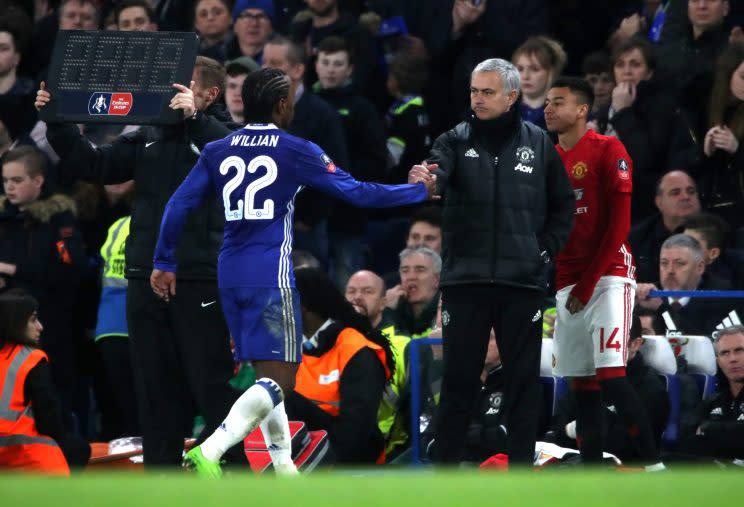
xmin=232 ymin=0 xmax=276 ymax=23
xmin=378 ymin=16 xmax=409 ymax=38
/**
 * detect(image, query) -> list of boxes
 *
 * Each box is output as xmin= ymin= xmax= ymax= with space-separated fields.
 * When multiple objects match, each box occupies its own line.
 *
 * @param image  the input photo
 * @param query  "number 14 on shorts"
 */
xmin=599 ymin=327 xmax=621 ymax=353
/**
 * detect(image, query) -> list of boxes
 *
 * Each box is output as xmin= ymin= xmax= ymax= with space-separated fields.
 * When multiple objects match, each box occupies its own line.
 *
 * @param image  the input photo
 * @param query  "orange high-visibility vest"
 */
xmin=295 ymin=328 xmax=390 ymax=417
xmin=0 ymin=343 xmax=70 ymax=475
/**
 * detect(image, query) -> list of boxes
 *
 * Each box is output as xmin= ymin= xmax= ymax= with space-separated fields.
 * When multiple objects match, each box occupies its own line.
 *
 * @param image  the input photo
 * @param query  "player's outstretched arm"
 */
xmin=152 ymin=154 xmax=213 ymax=284
xmin=295 ymin=142 xmax=432 ymax=208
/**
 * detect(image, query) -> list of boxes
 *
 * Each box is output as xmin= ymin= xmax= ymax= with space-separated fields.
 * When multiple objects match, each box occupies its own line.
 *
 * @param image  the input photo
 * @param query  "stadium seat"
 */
xmin=659 ymin=374 xmax=682 ymax=450
xmin=540 ymin=338 xmax=554 ymax=376
xmin=244 ymin=421 xmax=330 ymax=473
xmin=640 ymin=335 xmax=677 ymax=374
xmin=690 ymin=373 xmax=718 ymax=400
xmin=666 ymin=335 xmax=716 ymax=375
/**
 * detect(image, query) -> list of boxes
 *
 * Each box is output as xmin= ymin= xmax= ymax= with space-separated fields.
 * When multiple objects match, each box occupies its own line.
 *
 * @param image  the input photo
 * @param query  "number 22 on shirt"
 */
xmin=220 ymin=155 xmax=278 ymax=221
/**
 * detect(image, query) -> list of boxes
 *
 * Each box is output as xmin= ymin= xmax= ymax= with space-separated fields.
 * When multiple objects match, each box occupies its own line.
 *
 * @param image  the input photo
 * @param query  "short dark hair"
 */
xmin=682 ymin=212 xmax=730 ymax=250
xmin=409 ymin=206 xmax=442 ymax=230
xmin=389 ymin=54 xmax=429 ymax=95
xmin=582 ymin=51 xmax=612 ymax=76
xmin=0 ymin=5 xmax=32 ymax=58
xmin=551 ymin=76 xmax=595 ymax=110
xmin=194 ymin=55 xmax=227 ymax=100
xmin=316 ymin=36 xmax=353 ymax=65
xmin=611 ymin=36 xmax=657 ymax=72
xmin=241 ymin=67 xmax=290 ymax=123
xmin=114 ymin=0 xmax=155 ymax=25
xmin=0 ymin=289 xmax=40 ymax=348
xmin=2 ymin=146 xmax=46 ymax=178
xmin=266 ymin=34 xmax=305 ymax=66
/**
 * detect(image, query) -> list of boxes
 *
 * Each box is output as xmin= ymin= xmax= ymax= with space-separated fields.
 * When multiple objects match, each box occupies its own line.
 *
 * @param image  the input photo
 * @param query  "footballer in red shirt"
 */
xmin=544 ymin=77 xmax=663 ymax=470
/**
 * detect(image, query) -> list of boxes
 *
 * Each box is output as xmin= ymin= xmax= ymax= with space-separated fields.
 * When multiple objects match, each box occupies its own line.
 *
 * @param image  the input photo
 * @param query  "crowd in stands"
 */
xmin=1 ymin=0 xmax=743 ymax=471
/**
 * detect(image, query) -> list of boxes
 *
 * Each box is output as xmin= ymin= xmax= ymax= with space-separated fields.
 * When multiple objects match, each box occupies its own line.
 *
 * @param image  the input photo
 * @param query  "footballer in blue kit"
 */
xmin=150 ymin=68 xmax=437 ymax=476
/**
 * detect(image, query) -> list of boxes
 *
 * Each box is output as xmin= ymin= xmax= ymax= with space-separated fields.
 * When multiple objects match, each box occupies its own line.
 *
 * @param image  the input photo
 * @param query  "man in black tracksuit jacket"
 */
xmin=678 ymin=326 xmax=744 ymax=462
xmin=420 ymin=58 xmax=575 ymax=466
xmin=39 ymin=60 xmax=247 ymax=467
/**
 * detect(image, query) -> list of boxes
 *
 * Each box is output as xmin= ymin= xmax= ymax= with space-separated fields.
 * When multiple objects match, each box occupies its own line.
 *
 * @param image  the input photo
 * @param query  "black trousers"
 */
xmin=127 ymin=278 xmax=245 ymax=467
xmin=431 ymin=284 xmax=543 ymax=465
xmin=96 ymin=336 xmax=140 ymax=438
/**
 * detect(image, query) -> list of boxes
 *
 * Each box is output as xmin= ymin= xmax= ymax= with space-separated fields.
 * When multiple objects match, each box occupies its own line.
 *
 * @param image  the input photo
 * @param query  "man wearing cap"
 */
xmin=204 ymin=0 xmax=275 ymax=64
xmin=224 ymin=56 xmax=259 ymax=123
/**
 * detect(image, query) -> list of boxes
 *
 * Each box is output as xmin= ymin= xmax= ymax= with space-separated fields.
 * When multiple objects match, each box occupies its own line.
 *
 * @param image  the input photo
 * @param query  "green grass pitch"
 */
xmin=1 ymin=468 xmax=739 ymax=507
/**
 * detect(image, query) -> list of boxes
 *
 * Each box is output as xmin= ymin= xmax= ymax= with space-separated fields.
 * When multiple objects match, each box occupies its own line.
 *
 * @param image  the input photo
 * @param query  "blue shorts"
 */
xmin=220 ymin=286 xmax=302 ymax=363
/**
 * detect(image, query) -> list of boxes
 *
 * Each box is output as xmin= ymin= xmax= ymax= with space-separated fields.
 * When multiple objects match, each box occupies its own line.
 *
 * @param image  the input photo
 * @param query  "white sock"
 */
xmin=260 ymin=402 xmax=298 ymax=475
xmin=645 ymin=462 xmax=667 ymax=472
xmin=200 ymin=380 xmax=277 ymax=462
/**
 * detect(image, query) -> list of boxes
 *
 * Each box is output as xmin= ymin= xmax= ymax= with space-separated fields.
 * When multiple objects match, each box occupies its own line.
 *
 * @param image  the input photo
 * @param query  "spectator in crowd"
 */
xmin=512 ymin=36 xmax=567 ymax=130
xmin=312 ymin=36 xmax=388 ymax=287
xmin=29 ymin=0 xmax=99 ymax=79
xmin=0 ymin=97 xmax=39 ymax=167
xmin=683 ymin=212 xmax=744 ymax=288
xmin=0 ymin=20 xmax=36 ymax=141
xmin=416 ymin=57 xmax=574 ymax=467
xmin=289 ymin=0 xmax=378 ymax=94
xmin=345 ymin=268 xmax=412 ymax=457
xmin=549 ymin=311 xmax=670 ymax=464
xmin=114 ymin=0 xmax=157 ymax=32
xmin=636 ymin=234 xmax=743 ymax=336
xmin=224 ymin=56 xmax=260 ymax=123
xmin=292 ymin=249 xmax=321 ymax=270
xmin=0 ymin=146 xmax=85 ymax=408
xmin=678 ymin=325 xmax=744 ymax=461
xmin=658 ymin=0 xmax=731 ymax=101
xmin=696 ymin=43 xmax=744 ymax=231
xmin=595 ymin=37 xmax=697 ymax=223
xmin=406 ymin=206 xmax=442 ymax=254
xmin=384 ymin=245 xmax=440 ymax=339
xmin=204 ymin=0 xmax=275 ymax=64
xmin=262 ymin=35 xmax=349 ymax=269
xmin=94 ymin=214 xmax=139 ymax=439
xmin=629 ymin=170 xmax=701 ymax=284
xmin=0 ymin=289 xmax=90 ymax=474
xmin=287 ymin=267 xmax=395 ymax=464
xmin=36 ymin=57 xmax=248 ymax=468
xmin=194 ymin=0 xmax=234 ymax=53
xmin=582 ymin=51 xmax=614 ymax=116
xmin=415 ymin=0 xmax=547 ymax=133
xmin=385 ymin=53 xmax=431 ymax=185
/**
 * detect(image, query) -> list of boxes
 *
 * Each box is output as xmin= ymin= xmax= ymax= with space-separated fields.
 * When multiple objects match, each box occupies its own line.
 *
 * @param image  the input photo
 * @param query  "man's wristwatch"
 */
xmin=187 ymin=110 xmax=199 ymax=121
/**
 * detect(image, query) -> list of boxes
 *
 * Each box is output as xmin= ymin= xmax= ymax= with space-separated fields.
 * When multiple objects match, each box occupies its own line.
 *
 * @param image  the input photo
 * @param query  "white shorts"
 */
xmin=552 ymin=276 xmax=635 ymax=377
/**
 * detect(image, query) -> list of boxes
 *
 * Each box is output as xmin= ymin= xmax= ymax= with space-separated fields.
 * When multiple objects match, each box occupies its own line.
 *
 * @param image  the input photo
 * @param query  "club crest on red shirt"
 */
xmin=572 ymin=161 xmax=588 ymax=180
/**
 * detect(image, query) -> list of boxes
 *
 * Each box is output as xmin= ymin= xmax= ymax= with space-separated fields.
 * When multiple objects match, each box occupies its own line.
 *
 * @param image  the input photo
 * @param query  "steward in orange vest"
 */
xmin=0 ymin=289 xmax=90 ymax=474
xmin=289 ymin=268 xmax=395 ymax=464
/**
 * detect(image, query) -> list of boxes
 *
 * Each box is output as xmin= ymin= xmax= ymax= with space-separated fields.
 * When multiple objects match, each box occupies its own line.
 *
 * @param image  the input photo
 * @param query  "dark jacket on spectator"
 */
xmin=45 ymin=104 xmax=236 ymax=281
xmin=288 ymin=88 xmax=350 ymax=229
xmin=285 ymin=322 xmax=387 ymax=464
xmin=657 ymin=24 xmax=730 ymax=102
xmin=678 ymin=381 xmax=744 ymax=460
xmin=550 ymin=352 xmax=669 ymax=462
xmin=313 ymin=83 xmax=388 ymax=234
xmin=383 ymin=294 xmax=439 ymax=339
xmin=628 ymin=213 xmax=674 ymax=285
xmin=429 ymin=107 xmax=574 ymax=289
xmin=596 ymin=80 xmax=698 ymax=223
xmin=385 ymin=95 xmax=432 ymax=185
xmin=0 ymin=193 xmax=85 ymax=387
